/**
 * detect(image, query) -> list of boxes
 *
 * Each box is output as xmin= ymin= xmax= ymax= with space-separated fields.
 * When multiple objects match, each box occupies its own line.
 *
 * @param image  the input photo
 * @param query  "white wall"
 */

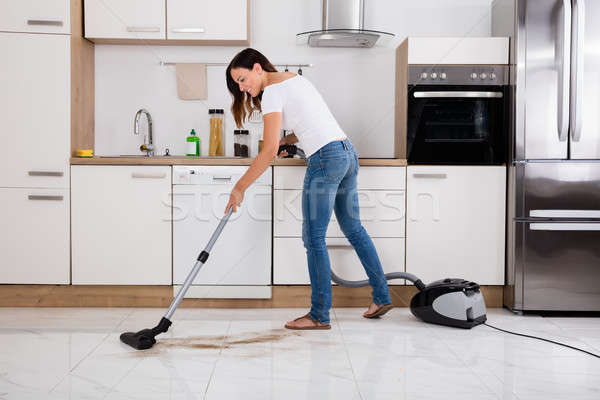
xmin=94 ymin=0 xmax=493 ymax=158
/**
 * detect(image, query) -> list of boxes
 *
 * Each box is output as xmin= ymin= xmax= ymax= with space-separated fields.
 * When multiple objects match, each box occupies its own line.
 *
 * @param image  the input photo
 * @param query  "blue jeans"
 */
xmin=302 ymin=139 xmax=392 ymax=324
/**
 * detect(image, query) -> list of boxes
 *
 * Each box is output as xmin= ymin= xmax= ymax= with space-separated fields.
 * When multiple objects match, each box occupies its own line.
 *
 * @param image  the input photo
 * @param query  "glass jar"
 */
xmin=208 ymin=109 xmax=224 ymax=156
xmin=234 ymin=130 xmax=250 ymax=157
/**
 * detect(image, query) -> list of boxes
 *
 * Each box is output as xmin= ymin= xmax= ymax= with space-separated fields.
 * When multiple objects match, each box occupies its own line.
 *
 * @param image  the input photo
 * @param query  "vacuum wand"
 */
xmin=120 ymin=207 xmax=234 ymax=350
xmin=165 ymin=207 xmax=233 ymax=320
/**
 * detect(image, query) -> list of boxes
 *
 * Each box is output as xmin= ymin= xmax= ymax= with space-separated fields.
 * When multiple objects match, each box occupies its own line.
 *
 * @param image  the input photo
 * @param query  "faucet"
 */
xmin=134 ymin=108 xmax=154 ymax=156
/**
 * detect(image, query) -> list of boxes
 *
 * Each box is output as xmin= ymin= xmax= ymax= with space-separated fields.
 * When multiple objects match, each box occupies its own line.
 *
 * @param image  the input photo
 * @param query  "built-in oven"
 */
xmin=406 ymin=65 xmax=509 ymax=165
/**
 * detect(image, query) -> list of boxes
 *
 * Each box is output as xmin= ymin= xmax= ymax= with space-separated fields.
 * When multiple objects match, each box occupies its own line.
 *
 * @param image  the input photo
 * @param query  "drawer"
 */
xmin=274 ymin=189 xmax=405 ymax=238
xmin=273 ymin=237 xmax=405 ymax=285
xmin=0 ymin=0 xmax=70 ymax=34
xmin=274 ymin=166 xmax=406 ymax=190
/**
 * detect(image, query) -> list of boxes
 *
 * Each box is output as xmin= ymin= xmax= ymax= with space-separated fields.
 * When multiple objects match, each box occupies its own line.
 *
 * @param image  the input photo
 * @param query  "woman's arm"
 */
xmin=225 ymin=112 xmax=282 ymax=213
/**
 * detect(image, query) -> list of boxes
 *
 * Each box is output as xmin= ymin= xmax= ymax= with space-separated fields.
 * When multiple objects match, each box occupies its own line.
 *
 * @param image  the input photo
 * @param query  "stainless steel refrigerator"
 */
xmin=493 ymin=0 xmax=600 ymax=311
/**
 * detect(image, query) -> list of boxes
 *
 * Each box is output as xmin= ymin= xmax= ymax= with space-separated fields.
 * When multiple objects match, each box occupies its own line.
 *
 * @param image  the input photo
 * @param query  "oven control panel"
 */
xmin=408 ymin=65 xmax=509 ymax=85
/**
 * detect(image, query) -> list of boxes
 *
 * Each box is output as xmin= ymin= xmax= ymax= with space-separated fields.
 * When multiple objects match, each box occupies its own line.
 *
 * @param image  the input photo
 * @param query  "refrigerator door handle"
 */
xmin=558 ymin=0 xmax=572 ymax=142
xmin=570 ymin=0 xmax=585 ymax=142
xmin=530 ymin=223 xmax=600 ymax=231
xmin=530 ymin=209 xmax=600 ymax=219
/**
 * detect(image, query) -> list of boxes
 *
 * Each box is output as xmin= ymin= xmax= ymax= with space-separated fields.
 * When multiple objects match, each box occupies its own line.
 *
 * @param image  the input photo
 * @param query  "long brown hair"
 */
xmin=226 ymin=48 xmax=277 ymax=128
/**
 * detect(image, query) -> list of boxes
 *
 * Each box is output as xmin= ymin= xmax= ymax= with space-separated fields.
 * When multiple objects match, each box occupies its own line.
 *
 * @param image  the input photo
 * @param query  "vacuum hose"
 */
xmin=330 ymin=269 xmax=427 ymax=292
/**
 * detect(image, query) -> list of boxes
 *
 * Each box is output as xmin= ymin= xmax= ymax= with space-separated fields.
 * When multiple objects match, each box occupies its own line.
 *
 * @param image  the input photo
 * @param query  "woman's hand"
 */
xmin=277 ymin=137 xmax=288 ymax=158
xmin=225 ymin=185 xmax=244 ymax=214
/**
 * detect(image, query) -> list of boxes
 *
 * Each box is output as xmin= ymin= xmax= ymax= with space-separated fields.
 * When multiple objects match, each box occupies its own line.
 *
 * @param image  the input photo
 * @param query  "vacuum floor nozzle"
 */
xmin=120 ymin=317 xmax=172 ymax=350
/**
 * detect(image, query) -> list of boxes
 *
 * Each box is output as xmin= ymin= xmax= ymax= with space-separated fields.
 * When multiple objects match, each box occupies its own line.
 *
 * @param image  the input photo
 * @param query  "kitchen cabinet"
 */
xmin=84 ymin=0 xmax=166 ymax=40
xmin=0 ymin=0 xmax=70 ymax=34
xmin=406 ymin=166 xmax=506 ymax=285
xmin=84 ymin=0 xmax=250 ymax=44
xmin=167 ymin=0 xmax=248 ymax=42
xmin=0 ymin=33 xmax=70 ymax=188
xmin=71 ymin=166 xmax=172 ymax=285
xmin=273 ymin=166 xmax=406 ymax=285
xmin=0 ymin=188 xmax=70 ymax=284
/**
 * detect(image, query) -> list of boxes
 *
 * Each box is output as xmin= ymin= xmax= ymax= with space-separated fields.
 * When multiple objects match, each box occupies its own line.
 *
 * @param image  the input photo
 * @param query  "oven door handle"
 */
xmin=413 ymin=91 xmax=504 ymax=98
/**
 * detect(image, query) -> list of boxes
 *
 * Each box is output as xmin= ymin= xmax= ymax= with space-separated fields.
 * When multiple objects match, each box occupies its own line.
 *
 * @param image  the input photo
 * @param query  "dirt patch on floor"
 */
xmin=161 ymin=329 xmax=301 ymax=350
xmin=122 ymin=329 xmax=303 ymax=356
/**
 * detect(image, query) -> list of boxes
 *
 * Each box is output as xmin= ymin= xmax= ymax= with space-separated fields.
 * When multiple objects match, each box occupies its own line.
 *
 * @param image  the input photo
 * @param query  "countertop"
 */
xmin=70 ymin=156 xmax=407 ymax=166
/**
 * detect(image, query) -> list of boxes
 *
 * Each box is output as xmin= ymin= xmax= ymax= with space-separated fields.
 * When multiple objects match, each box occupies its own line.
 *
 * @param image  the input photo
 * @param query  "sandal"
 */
xmin=284 ymin=313 xmax=331 ymax=330
xmin=363 ymin=303 xmax=393 ymax=319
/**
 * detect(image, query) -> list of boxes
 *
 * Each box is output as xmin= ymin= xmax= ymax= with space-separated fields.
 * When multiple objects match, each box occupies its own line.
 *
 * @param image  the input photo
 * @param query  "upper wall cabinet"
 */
xmin=84 ymin=0 xmax=250 ymax=45
xmin=0 ymin=0 xmax=70 ymax=34
xmin=167 ymin=0 xmax=248 ymax=42
xmin=84 ymin=0 xmax=166 ymax=41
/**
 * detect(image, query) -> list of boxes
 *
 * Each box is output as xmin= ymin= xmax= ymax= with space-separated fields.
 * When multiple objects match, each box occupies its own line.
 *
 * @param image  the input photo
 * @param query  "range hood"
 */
xmin=297 ymin=0 xmax=394 ymax=48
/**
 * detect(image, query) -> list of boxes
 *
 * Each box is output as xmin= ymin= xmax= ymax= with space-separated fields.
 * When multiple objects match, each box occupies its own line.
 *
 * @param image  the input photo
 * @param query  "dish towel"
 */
xmin=175 ymin=63 xmax=207 ymax=100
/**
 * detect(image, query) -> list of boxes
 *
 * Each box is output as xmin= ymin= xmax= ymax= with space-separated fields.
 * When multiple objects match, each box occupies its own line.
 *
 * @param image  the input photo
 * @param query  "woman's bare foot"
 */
xmin=363 ymin=303 xmax=393 ymax=319
xmin=284 ymin=313 xmax=331 ymax=330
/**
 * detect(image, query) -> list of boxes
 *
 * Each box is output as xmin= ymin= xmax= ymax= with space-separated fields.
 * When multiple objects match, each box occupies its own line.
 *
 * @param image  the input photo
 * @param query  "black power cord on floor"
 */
xmin=483 ymin=322 xmax=600 ymax=359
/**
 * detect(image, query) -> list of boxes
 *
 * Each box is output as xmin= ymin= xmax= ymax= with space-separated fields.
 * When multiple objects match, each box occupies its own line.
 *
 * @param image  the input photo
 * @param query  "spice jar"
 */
xmin=234 ymin=130 xmax=250 ymax=157
xmin=208 ymin=109 xmax=224 ymax=156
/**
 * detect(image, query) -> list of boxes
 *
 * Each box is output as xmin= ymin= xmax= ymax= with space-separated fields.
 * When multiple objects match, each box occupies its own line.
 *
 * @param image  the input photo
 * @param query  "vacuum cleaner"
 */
xmin=121 ymin=206 xmax=485 ymax=350
xmin=330 ymin=270 xmax=487 ymax=329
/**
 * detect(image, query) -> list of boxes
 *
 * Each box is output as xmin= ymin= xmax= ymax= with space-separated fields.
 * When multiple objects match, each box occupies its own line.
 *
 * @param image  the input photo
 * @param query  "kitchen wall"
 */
xmin=94 ymin=0 xmax=493 ymax=158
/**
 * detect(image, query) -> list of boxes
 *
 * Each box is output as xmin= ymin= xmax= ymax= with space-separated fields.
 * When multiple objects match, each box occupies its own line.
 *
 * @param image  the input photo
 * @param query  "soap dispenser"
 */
xmin=186 ymin=129 xmax=200 ymax=156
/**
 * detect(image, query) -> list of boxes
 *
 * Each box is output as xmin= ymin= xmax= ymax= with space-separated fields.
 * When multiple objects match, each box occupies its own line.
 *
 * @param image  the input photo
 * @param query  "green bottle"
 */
xmin=186 ymin=129 xmax=200 ymax=156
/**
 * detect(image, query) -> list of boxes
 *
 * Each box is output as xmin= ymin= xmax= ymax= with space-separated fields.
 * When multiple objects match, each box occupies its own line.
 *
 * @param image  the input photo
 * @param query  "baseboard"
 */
xmin=0 ymin=285 xmax=503 ymax=308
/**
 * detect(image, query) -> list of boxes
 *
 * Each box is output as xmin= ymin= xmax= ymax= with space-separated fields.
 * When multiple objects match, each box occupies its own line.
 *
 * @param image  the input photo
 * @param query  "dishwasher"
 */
xmin=172 ymin=166 xmax=272 ymax=298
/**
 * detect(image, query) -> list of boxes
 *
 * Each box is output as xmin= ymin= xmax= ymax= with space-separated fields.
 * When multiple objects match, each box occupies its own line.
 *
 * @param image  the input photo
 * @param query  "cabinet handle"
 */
xmin=126 ymin=26 xmax=161 ymax=33
xmin=171 ymin=28 xmax=205 ymax=33
xmin=28 ymin=195 xmax=63 ymax=201
xmin=28 ymin=171 xmax=64 ymax=177
xmin=212 ymin=176 xmax=232 ymax=181
xmin=326 ymin=244 xmax=353 ymax=250
xmin=131 ymin=172 xmax=166 ymax=179
xmin=27 ymin=19 xmax=63 ymax=27
xmin=412 ymin=173 xmax=447 ymax=179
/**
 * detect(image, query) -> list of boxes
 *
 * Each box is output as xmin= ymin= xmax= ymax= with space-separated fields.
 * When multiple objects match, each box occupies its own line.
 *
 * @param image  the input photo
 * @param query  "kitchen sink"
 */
xmin=99 ymin=155 xmax=156 ymax=158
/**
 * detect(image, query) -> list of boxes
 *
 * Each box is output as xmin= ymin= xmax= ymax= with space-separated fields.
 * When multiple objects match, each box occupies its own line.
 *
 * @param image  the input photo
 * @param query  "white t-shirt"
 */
xmin=260 ymin=75 xmax=347 ymax=157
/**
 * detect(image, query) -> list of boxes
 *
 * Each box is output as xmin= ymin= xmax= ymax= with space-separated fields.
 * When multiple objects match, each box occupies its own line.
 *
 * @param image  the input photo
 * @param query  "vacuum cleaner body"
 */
xmin=410 ymin=278 xmax=487 ymax=329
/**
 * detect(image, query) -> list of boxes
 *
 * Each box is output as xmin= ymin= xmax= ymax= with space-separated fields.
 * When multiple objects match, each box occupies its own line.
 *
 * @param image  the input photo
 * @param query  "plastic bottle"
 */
xmin=186 ymin=129 xmax=200 ymax=156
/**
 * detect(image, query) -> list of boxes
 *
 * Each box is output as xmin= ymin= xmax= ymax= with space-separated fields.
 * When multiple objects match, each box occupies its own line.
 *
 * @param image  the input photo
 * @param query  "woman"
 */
xmin=225 ymin=48 xmax=392 ymax=330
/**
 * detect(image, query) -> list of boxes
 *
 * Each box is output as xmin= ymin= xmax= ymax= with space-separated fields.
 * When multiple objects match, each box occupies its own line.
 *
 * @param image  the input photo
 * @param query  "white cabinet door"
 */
xmin=274 ymin=237 xmax=405 ymax=285
xmin=274 ymin=189 xmax=405 ymax=238
xmin=71 ymin=166 xmax=172 ymax=284
xmin=0 ymin=0 xmax=70 ymax=34
xmin=0 ymin=188 xmax=69 ymax=284
xmin=406 ymin=166 xmax=506 ymax=285
xmin=84 ymin=0 xmax=166 ymax=40
xmin=167 ymin=0 xmax=247 ymax=41
xmin=0 ymin=33 xmax=70 ymax=188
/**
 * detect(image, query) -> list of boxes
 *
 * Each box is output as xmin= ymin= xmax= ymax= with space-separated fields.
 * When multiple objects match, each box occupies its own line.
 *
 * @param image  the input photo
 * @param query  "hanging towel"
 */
xmin=175 ymin=63 xmax=207 ymax=100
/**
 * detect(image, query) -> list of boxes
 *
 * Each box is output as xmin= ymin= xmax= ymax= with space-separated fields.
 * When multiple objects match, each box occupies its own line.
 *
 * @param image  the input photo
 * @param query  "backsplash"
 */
xmin=94 ymin=0 xmax=492 ymax=158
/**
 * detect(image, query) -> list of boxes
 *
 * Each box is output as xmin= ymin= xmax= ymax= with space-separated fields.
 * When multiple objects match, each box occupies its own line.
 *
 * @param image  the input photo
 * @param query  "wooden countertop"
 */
xmin=70 ymin=156 xmax=407 ymax=166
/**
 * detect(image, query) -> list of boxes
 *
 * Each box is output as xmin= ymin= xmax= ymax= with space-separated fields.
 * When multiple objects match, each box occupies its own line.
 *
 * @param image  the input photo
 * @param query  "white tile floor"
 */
xmin=0 ymin=307 xmax=599 ymax=400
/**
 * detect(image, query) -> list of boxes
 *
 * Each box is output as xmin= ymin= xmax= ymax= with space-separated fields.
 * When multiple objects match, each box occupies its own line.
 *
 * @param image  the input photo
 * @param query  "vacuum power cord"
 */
xmin=483 ymin=322 xmax=600 ymax=359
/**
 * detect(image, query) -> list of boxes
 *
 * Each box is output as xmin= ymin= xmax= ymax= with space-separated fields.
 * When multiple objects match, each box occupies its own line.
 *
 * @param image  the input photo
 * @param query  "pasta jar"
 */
xmin=208 ymin=109 xmax=224 ymax=156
